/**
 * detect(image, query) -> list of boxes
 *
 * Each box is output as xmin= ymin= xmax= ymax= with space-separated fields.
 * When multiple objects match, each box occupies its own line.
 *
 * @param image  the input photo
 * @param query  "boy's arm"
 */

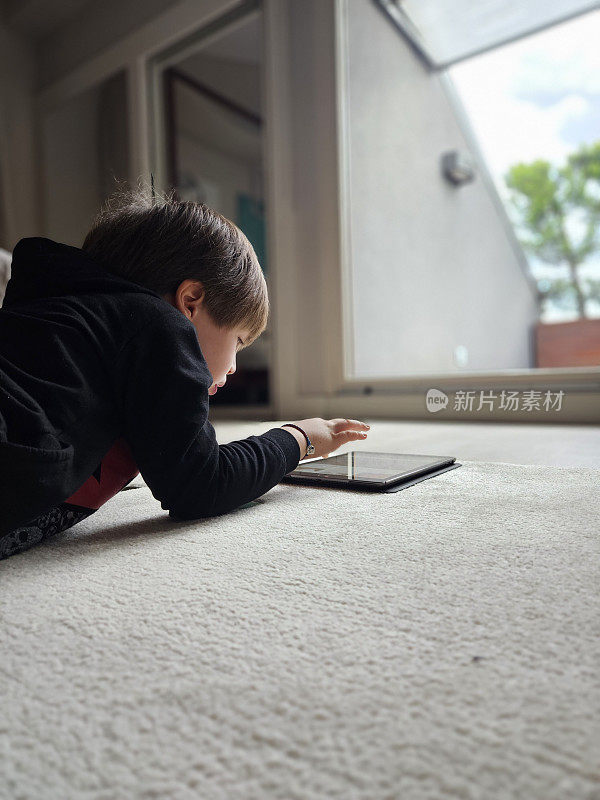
xmin=115 ymin=313 xmax=301 ymax=520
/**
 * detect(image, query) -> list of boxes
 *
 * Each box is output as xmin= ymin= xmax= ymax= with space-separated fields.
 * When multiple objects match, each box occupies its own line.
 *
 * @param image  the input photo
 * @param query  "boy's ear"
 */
xmin=175 ymin=280 xmax=205 ymax=318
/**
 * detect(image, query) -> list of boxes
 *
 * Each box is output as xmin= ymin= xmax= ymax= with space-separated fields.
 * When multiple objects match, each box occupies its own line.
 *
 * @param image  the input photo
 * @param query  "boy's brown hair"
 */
xmin=81 ymin=182 xmax=268 ymax=344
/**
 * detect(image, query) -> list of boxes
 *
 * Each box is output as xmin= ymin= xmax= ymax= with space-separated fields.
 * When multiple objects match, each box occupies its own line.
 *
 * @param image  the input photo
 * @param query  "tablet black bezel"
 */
xmin=282 ymin=452 xmax=457 ymax=490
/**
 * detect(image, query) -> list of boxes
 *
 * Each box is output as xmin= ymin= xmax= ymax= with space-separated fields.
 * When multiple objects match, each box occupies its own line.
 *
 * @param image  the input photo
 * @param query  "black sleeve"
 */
xmin=114 ymin=312 xmax=301 ymax=519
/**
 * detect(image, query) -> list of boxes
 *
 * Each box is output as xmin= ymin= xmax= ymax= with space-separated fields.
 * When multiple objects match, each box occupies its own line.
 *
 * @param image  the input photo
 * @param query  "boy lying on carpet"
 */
xmin=0 ymin=185 xmax=369 ymax=559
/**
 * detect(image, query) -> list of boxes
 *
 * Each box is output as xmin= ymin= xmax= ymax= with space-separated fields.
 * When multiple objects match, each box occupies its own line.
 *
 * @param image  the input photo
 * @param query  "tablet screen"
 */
xmin=287 ymin=451 xmax=454 ymax=485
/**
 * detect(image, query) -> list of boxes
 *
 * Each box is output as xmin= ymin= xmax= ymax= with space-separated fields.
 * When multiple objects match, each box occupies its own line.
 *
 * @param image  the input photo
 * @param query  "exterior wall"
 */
xmin=341 ymin=0 xmax=538 ymax=376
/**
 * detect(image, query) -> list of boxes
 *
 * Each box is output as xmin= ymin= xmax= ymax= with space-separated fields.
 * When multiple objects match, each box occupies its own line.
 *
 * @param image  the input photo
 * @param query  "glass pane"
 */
xmin=450 ymin=9 xmax=600 ymax=367
xmin=343 ymin=1 xmax=600 ymax=376
xmin=388 ymin=0 xmax=599 ymax=66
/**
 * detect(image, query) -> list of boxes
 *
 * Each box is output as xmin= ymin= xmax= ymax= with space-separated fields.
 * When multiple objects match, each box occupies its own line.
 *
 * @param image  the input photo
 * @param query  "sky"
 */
xmin=448 ymin=9 xmax=600 ymax=320
xmin=449 ymin=8 xmax=600 ymax=195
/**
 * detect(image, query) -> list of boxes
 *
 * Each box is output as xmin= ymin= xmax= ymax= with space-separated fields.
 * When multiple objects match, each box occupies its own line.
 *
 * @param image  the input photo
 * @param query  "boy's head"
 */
xmin=82 ymin=183 xmax=268 ymax=392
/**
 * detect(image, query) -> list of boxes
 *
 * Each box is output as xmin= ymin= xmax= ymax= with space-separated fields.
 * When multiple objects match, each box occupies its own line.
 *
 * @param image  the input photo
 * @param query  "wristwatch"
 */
xmin=281 ymin=423 xmax=315 ymax=458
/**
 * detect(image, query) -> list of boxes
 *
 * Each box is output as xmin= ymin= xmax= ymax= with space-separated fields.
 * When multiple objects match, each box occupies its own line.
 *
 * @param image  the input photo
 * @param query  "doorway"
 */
xmin=154 ymin=4 xmax=271 ymax=411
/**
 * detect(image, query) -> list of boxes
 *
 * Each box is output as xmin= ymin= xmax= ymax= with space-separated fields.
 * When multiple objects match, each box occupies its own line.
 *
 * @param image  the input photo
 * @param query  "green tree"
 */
xmin=505 ymin=141 xmax=600 ymax=318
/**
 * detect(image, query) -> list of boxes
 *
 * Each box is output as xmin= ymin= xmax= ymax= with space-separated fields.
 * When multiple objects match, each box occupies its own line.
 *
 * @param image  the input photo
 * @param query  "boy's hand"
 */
xmin=281 ymin=418 xmax=370 ymax=460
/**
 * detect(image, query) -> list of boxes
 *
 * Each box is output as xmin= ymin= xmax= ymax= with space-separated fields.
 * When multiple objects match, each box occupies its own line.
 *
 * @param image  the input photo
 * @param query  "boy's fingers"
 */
xmin=331 ymin=418 xmax=370 ymax=432
xmin=332 ymin=429 xmax=369 ymax=439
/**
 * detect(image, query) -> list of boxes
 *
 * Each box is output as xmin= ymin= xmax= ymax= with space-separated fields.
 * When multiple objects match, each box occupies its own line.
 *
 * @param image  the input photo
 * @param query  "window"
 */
xmin=449 ymin=9 xmax=600 ymax=368
xmin=342 ymin=2 xmax=600 ymax=381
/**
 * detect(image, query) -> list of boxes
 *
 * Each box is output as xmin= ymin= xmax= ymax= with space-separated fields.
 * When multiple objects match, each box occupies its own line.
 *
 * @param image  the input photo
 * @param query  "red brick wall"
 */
xmin=535 ymin=319 xmax=600 ymax=367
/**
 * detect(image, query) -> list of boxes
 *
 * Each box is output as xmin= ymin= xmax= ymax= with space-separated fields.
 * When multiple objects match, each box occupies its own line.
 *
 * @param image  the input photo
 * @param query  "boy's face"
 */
xmin=163 ymin=281 xmax=250 ymax=395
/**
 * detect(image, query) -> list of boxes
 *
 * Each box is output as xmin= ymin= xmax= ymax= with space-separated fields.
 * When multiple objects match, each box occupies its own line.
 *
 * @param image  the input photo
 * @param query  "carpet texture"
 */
xmin=1 ymin=426 xmax=599 ymax=799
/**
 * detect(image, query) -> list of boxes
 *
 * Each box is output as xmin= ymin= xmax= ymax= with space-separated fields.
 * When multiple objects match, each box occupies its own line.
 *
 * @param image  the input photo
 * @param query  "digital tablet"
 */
xmin=281 ymin=451 xmax=457 ymax=491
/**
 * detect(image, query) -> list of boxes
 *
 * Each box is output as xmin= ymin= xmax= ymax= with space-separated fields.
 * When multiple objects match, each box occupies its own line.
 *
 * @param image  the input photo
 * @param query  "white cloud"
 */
xmin=448 ymin=8 xmax=600 ymax=191
xmin=512 ymin=11 xmax=600 ymax=97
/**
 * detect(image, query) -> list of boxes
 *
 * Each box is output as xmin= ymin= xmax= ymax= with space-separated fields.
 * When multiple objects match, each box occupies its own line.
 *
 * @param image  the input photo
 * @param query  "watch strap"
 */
xmin=281 ymin=423 xmax=314 ymax=458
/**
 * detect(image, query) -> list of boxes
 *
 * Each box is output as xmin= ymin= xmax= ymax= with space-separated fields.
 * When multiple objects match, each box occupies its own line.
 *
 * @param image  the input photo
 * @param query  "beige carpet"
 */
xmin=1 ymin=421 xmax=599 ymax=799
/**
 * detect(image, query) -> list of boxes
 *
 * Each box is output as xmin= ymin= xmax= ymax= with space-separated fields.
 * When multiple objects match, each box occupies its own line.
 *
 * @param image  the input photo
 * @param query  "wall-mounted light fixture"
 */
xmin=441 ymin=150 xmax=475 ymax=186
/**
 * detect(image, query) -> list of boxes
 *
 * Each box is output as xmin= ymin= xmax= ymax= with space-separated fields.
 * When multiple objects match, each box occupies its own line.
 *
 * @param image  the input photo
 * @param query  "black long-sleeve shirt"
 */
xmin=0 ymin=237 xmax=300 ymax=534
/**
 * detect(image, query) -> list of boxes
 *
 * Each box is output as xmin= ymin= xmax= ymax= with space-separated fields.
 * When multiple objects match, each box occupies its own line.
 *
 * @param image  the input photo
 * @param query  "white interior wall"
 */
xmin=343 ymin=0 xmax=538 ymax=376
xmin=41 ymin=84 xmax=102 ymax=245
xmin=0 ymin=19 xmax=38 ymax=249
xmin=40 ymin=70 xmax=129 ymax=246
xmin=97 ymin=71 xmax=130 ymax=202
